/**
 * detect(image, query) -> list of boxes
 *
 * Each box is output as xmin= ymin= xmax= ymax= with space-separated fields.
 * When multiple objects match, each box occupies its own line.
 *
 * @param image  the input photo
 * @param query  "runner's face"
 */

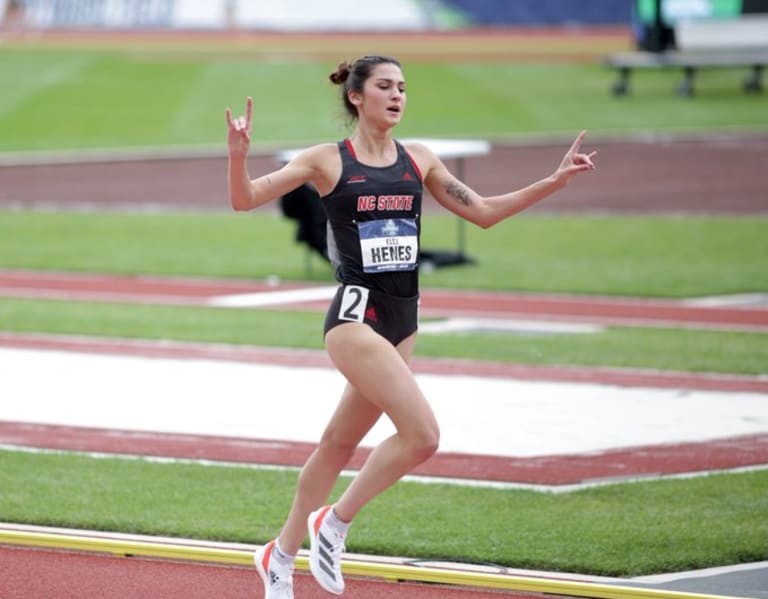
xmin=356 ymin=63 xmax=406 ymax=126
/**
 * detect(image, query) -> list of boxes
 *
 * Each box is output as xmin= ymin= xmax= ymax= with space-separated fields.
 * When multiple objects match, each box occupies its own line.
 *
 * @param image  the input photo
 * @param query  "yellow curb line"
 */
xmin=0 ymin=527 xmax=749 ymax=599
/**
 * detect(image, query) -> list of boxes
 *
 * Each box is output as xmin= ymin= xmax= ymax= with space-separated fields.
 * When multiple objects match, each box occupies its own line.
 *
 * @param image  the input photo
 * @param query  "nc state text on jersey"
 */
xmin=357 ymin=195 xmax=414 ymax=212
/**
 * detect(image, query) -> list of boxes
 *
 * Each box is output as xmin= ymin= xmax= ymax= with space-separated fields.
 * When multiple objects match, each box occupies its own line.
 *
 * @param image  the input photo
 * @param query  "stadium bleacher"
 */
xmin=7 ymin=0 xmax=634 ymax=30
xmin=6 ymin=0 xmax=434 ymax=29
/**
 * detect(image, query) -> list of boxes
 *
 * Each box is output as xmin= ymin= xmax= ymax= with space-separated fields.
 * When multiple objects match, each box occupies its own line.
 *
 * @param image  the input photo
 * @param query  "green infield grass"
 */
xmin=2 ymin=211 xmax=766 ymax=297
xmin=1 ymin=448 xmax=766 ymax=577
xmin=1 ymin=47 xmax=767 ymax=152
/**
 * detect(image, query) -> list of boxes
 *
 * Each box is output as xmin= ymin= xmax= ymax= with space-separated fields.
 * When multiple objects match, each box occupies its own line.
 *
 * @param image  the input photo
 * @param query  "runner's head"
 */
xmin=329 ymin=56 xmax=404 ymax=124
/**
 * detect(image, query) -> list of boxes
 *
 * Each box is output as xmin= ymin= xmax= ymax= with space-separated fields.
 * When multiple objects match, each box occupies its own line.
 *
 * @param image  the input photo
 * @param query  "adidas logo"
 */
xmin=402 ymin=171 xmax=413 ymax=181
xmin=365 ymin=306 xmax=377 ymax=322
xmin=317 ymin=531 xmax=338 ymax=581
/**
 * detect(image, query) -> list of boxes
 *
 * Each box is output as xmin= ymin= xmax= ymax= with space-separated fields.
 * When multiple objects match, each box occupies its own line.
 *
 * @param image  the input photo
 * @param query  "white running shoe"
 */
xmin=307 ymin=506 xmax=346 ymax=595
xmin=254 ymin=540 xmax=294 ymax=599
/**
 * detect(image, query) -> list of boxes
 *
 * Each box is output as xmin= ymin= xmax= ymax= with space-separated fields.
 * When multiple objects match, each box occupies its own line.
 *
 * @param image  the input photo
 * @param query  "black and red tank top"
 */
xmin=321 ymin=139 xmax=423 ymax=298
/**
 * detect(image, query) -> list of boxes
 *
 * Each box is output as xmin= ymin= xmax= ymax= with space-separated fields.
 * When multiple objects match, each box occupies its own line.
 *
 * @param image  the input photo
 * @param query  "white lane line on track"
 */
xmin=418 ymin=317 xmax=603 ymax=335
xmin=681 ymin=293 xmax=768 ymax=307
xmin=208 ymin=285 xmax=337 ymax=307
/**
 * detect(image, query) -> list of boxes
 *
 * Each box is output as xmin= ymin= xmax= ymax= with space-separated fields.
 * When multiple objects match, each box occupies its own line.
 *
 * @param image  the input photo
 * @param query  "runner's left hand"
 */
xmin=555 ymin=130 xmax=597 ymax=184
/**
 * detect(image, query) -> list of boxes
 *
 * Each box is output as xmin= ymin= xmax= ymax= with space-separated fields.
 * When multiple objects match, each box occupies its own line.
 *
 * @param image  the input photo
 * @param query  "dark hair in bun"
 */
xmin=329 ymin=55 xmax=401 ymax=120
xmin=328 ymin=61 xmax=351 ymax=85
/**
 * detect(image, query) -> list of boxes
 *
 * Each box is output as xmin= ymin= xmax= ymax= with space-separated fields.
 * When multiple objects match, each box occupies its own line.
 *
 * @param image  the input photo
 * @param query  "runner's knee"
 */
xmin=404 ymin=423 xmax=440 ymax=463
xmin=317 ymin=425 xmax=361 ymax=463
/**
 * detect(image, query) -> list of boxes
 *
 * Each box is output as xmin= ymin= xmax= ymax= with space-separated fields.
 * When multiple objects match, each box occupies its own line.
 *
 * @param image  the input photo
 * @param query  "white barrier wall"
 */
xmin=676 ymin=15 xmax=768 ymax=50
xmin=172 ymin=0 xmax=227 ymax=29
xmin=234 ymin=0 xmax=429 ymax=30
xmin=10 ymin=0 xmax=431 ymax=29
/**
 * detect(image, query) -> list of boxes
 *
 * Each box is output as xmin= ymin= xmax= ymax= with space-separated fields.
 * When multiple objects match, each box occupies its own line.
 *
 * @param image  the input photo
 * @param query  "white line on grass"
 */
xmin=4 ymin=444 xmax=767 ymax=493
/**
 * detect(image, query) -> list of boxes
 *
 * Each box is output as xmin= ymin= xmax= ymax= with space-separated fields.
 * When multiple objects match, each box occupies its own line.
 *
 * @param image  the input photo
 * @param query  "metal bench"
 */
xmin=606 ymin=15 xmax=768 ymax=96
xmin=606 ymin=49 xmax=767 ymax=96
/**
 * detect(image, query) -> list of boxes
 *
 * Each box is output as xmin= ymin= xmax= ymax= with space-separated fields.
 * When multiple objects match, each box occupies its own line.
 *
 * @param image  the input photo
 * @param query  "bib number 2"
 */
xmin=338 ymin=285 xmax=369 ymax=323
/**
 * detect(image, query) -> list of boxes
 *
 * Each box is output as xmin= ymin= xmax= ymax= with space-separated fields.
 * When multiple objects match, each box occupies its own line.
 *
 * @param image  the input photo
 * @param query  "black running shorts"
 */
xmin=323 ymin=285 xmax=419 ymax=347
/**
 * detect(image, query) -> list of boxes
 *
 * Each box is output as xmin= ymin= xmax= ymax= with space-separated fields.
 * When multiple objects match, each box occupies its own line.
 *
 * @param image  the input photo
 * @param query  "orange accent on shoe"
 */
xmin=313 ymin=505 xmax=333 ymax=536
xmin=262 ymin=540 xmax=275 ymax=572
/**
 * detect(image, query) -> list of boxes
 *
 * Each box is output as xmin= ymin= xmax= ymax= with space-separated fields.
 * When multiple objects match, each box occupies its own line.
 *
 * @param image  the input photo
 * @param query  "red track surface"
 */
xmin=2 ymin=421 xmax=767 ymax=486
xmin=2 ymin=269 xmax=766 ymax=332
xmin=1 ymin=545 xmax=539 ymax=599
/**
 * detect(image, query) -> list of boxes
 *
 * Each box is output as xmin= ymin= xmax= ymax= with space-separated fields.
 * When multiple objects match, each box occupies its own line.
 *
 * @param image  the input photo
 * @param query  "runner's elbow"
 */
xmin=465 ymin=212 xmax=495 ymax=230
xmin=230 ymin=191 xmax=257 ymax=211
xmin=231 ymin=199 xmax=251 ymax=212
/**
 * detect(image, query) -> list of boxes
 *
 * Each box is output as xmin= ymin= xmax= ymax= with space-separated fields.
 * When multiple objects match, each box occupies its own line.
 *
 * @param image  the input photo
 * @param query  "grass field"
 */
xmin=2 ymin=212 xmax=766 ymax=297
xmin=1 ymin=44 xmax=767 ymax=152
xmin=2 ymin=448 xmax=766 ymax=577
xmin=1 ymin=31 xmax=767 ymax=579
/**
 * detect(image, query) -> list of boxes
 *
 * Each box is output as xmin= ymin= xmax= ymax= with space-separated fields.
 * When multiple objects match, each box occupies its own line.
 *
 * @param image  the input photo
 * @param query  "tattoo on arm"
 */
xmin=444 ymin=180 xmax=472 ymax=207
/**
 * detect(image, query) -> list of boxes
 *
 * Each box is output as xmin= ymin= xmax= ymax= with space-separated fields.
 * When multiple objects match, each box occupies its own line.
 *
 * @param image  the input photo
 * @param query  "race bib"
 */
xmin=358 ymin=218 xmax=418 ymax=273
xmin=338 ymin=285 xmax=369 ymax=323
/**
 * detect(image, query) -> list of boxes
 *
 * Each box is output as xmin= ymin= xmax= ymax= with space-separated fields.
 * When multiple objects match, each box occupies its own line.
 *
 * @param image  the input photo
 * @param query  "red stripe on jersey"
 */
xmin=344 ymin=138 xmax=357 ymax=160
xmin=403 ymin=147 xmax=424 ymax=182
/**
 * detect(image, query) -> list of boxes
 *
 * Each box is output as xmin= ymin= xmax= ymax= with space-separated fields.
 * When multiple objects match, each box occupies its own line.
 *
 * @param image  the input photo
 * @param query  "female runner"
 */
xmin=226 ymin=55 xmax=596 ymax=599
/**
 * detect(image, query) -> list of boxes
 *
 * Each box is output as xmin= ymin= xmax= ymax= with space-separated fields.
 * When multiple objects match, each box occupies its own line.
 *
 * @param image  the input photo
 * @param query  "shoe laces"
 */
xmin=270 ymin=568 xmax=294 ymax=597
xmin=273 ymin=577 xmax=293 ymax=594
xmin=269 ymin=567 xmax=293 ymax=599
xmin=326 ymin=528 xmax=346 ymax=563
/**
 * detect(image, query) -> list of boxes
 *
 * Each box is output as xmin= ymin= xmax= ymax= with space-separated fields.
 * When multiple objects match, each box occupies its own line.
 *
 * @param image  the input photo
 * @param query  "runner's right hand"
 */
xmin=225 ymin=97 xmax=252 ymax=160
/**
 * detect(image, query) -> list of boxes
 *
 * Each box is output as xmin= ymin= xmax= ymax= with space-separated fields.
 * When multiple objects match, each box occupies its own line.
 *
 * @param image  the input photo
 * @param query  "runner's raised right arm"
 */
xmin=225 ymin=96 xmax=320 ymax=211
